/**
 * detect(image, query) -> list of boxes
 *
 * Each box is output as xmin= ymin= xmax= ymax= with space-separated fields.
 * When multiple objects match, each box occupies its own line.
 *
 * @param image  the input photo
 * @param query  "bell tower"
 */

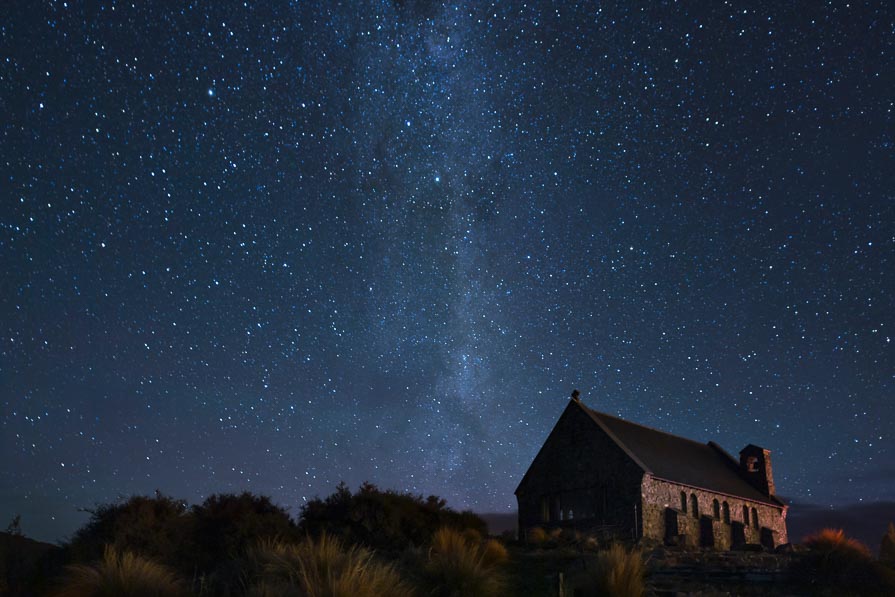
xmin=739 ymin=444 xmax=775 ymax=496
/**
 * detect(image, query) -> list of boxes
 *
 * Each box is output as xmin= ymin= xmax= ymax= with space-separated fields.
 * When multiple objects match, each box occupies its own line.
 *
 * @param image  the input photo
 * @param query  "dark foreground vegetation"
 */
xmin=3 ymin=487 xmax=895 ymax=596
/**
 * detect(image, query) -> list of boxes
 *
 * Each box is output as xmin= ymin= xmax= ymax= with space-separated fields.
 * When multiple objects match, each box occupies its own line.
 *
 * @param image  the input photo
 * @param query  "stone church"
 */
xmin=515 ymin=392 xmax=788 ymax=550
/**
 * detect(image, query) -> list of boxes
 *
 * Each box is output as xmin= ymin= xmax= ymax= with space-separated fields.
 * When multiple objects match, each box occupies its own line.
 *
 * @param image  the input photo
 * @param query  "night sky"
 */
xmin=2 ymin=1 xmax=893 ymax=543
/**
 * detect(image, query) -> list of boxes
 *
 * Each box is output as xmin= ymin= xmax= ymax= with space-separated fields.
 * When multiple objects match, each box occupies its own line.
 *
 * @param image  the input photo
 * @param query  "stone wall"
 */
xmin=646 ymin=546 xmax=799 ymax=595
xmin=516 ymin=401 xmax=643 ymax=540
xmin=641 ymin=475 xmax=788 ymax=549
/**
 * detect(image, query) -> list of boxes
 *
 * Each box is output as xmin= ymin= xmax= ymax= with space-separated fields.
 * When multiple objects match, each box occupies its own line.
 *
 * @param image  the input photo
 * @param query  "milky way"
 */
xmin=2 ymin=1 xmax=893 ymax=542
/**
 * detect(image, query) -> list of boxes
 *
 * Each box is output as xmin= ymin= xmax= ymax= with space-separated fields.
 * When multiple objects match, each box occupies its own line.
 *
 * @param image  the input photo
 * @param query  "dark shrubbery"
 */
xmin=299 ymin=482 xmax=487 ymax=552
xmin=64 ymin=491 xmax=297 ymax=586
xmin=791 ymin=528 xmax=895 ymax=596
xmin=65 ymin=493 xmax=190 ymax=568
xmin=189 ymin=492 xmax=299 ymax=574
xmin=881 ymin=522 xmax=895 ymax=566
xmin=46 ymin=485 xmax=490 ymax=595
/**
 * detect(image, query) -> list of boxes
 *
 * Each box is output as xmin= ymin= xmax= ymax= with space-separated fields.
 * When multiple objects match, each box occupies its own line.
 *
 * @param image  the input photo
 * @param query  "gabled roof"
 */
xmin=518 ymin=398 xmax=784 ymax=507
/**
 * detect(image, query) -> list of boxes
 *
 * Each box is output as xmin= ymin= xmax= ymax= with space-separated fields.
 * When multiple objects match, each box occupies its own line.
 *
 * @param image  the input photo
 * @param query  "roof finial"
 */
xmin=571 ymin=389 xmax=581 ymax=402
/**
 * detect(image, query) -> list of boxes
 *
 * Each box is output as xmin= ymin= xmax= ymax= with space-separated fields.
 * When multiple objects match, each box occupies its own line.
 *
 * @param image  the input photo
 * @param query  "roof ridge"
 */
xmin=582 ymin=403 xmax=717 ymax=450
xmin=574 ymin=400 xmax=652 ymax=474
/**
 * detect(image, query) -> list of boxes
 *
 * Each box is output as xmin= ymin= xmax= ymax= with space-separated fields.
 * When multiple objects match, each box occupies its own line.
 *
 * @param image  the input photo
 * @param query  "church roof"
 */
xmin=532 ymin=399 xmax=783 ymax=506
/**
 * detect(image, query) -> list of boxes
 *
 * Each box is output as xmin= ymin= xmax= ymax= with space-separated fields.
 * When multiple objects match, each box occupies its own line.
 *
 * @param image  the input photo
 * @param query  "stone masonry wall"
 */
xmin=516 ymin=401 xmax=643 ymax=539
xmin=641 ymin=475 xmax=788 ymax=549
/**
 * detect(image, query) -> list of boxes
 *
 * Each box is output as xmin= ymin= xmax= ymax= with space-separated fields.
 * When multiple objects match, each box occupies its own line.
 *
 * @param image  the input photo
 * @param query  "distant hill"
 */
xmin=0 ymin=531 xmax=62 ymax=594
xmin=786 ymin=500 xmax=895 ymax=555
xmin=479 ymin=512 xmax=516 ymax=536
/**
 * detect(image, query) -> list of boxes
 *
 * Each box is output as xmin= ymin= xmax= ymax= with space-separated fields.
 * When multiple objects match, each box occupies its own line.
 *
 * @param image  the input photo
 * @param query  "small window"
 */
xmin=569 ymin=509 xmax=574 ymax=520
xmin=560 ymin=509 xmax=565 ymax=521
xmin=751 ymin=508 xmax=759 ymax=529
xmin=690 ymin=494 xmax=699 ymax=518
xmin=722 ymin=501 xmax=730 ymax=524
xmin=712 ymin=499 xmax=720 ymax=519
xmin=541 ymin=497 xmax=549 ymax=523
xmin=680 ymin=491 xmax=687 ymax=512
xmin=743 ymin=505 xmax=749 ymax=524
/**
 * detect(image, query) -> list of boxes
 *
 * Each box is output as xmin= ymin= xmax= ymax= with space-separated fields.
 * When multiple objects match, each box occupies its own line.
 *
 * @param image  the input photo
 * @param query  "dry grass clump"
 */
xmin=526 ymin=526 xmax=548 ymax=545
xmin=803 ymin=528 xmax=871 ymax=558
xmin=53 ymin=546 xmax=187 ymax=597
xmin=249 ymin=534 xmax=414 ymax=597
xmin=481 ymin=539 xmax=509 ymax=567
xmin=424 ymin=527 xmax=505 ymax=597
xmin=572 ymin=543 xmax=645 ymax=597
xmin=462 ymin=528 xmax=483 ymax=545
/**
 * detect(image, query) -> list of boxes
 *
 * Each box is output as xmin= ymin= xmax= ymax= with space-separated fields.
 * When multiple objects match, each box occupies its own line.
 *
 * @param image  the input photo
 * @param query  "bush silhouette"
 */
xmin=65 ymin=493 xmax=190 ymax=569
xmin=793 ymin=528 xmax=895 ymax=596
xmin=247 ymin=535 xmax=414 ymax=597
xmin=299 ymin=482 xmax=486 ymax=552
xmin=53 ymin=546 xmax=187 ymax=597
xmin=189 ymin=492 xmax=298 ymax=572
xmin=63 ymin=491 xmax=297 ymax=589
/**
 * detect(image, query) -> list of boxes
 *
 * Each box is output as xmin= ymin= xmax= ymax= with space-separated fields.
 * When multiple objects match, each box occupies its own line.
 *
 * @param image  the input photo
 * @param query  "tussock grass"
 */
xmin=481 ymin=539 xmax=509 ymax=567
xmin=803 ymin=528 xmax=871 ymax=558
xmin=573 ymin=543 xmax=644 ymax=597
xmin=424 ymin=527 xmax=505 ymax=597
xmin=526 ymin=526 xmax=548 ymax=545
xmin=462 ymin=528 xmax=483 ymax=545
xmin=53 ymin=545 xmax=187 ymax=597
xmin=249 ymin=534 xmax=414 ymax=597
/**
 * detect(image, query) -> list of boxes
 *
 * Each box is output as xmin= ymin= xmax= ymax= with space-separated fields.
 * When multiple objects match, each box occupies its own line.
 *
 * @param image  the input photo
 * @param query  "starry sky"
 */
xmin=2 ymin=1 xmax=893 ymax=543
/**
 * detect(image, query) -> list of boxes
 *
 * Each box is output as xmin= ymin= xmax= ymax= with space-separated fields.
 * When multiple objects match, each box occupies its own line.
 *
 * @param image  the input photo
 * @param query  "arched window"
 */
xmin=690 ymin=494 xmax=699 ymax=518
xmin=751 ymin=508 xmax=759 ymax=529
xmin=680 ymin=491 xmax=687 ymax=512
xmin=712 ymin=499 xmax=720 ymax=519
xmin=569 ymin=509 xmax=574 ymax=520
xmin=560 ymin=509 xmax=565 ymax=521
xmin=541 ymin=497 xmax=549 ymax=523
xmin=743 ymin=505 xmax=749 ymax=524
xmin=722 ymin=501 xmax=730 ymax=524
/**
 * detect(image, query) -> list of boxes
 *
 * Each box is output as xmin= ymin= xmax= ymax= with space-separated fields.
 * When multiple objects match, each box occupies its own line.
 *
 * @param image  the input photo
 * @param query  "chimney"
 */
xmin=739 ymin=444 xmax=776 ymax=496
xmin=570 ymin=389 xmax=581 ymax=402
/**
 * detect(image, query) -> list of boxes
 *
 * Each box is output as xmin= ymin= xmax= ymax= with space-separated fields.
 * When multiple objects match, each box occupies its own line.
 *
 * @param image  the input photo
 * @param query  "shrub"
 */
xmin=190 ymin=492 xmax=298 ymax=573
xmin=423 ymin=527 xmax=504 ymax=597
xmin=65 ymin=494 xmax=190 ymax=568
xmin=299 ymin=482 xmax=486 ymax=552
xmin=881 ymin=523 xmax=895 ymax=565
xmin=248 ymin=535 xmax=414 ymax=597
xmin=573 ymin=544 xmax=644 ymax=597
xmin=792 ymin=528 xmax=895 ymax=595
xmin=53 ymin=546 xmax=187 ymax=597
